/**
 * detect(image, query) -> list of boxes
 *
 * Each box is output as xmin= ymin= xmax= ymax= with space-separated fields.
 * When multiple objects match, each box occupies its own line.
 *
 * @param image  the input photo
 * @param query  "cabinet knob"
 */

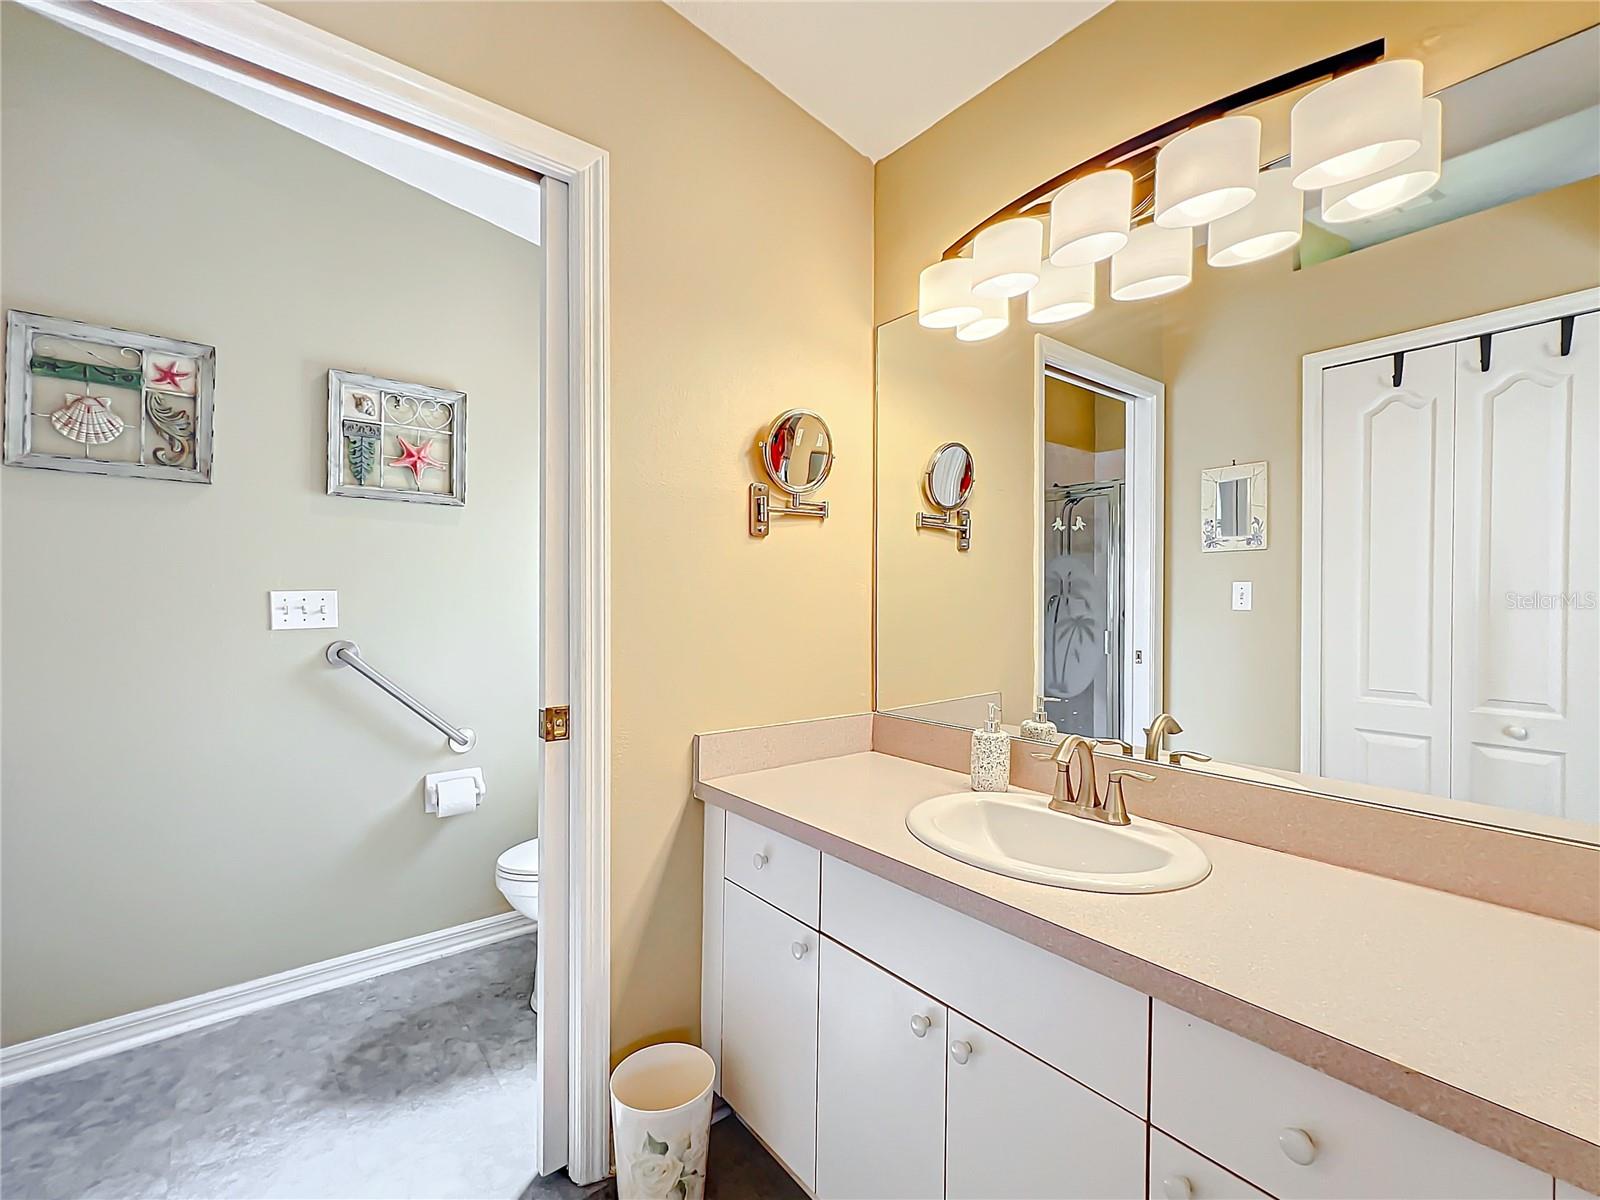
xmin=1278 ymin=1127 xmax=1317 ymax=1166
xmin=909 ymin=1014 xmax=931 ymax=1038
xmin=790 ymin=941 xmax=808 ymax=960
xmin=949 ymin=1039 xmax=972 ymax=1065
xmin=1161 ymin=1176 xmax=1194 ymax=1200
xmin=1503 ymin=724 xmax=1530 ymax=741
xmin=753 ymin=852 xmax=769 ymax=870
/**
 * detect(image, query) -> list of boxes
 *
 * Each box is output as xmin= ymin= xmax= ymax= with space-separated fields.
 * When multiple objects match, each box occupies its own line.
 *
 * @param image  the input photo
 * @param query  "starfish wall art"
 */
xmin=326 ymin=369 xmax=466 ymax=506
xmin=4 ymin=310 xmax=215 ymax=483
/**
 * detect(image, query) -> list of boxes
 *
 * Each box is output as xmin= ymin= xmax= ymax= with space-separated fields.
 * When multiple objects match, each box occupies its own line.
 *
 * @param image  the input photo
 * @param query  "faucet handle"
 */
xmin=1103 ymin=769 xmax=1155 ymax=826
xmin=1168 ymin=750 xmax=1213 ymax=767
xmin=1093 ymin=738 xmax=1134 ymax=755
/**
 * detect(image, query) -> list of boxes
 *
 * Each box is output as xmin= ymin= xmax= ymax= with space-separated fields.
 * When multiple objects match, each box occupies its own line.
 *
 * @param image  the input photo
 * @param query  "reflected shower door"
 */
xmin=1044 ymin=481 xmax=1124 ymax=740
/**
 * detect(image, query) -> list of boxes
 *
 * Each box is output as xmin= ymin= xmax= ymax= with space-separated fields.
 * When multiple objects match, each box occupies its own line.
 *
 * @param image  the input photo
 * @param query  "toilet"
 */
xmin=496 ymin=838 xmax=540 ymax=1011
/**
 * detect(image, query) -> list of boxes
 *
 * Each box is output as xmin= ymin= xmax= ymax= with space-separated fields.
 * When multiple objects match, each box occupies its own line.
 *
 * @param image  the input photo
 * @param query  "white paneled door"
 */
xmin=1450 ymin=314 xmax=1598 ymax=820
xmin=1316 ymin=308 xmax=1598 ymax=816
xmin=1320 ymin=344 xmax=1457 ymax=797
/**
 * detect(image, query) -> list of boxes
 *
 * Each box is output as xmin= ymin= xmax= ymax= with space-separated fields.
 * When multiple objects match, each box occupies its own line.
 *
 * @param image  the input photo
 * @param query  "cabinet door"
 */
xmin=1149 ymin=1130 xmax=1272 ymax=1200
xmin=720 ymin=881 xmax=818 ymax=1190
xmin=816 ymin=938 xmax=945 ymax=1200
xmin=1450 ymin=313 xmax=1599 ymax=820
xmin=946 ymin=1012 xmax=1144 ymax=1200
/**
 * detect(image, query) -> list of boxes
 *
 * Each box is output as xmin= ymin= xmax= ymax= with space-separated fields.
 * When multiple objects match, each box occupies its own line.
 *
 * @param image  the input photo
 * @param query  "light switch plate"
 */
xmin=269 ymin=590 xmax=339 ymax=630
xmin=1232 ymin=581 xmax=1253 ymax=611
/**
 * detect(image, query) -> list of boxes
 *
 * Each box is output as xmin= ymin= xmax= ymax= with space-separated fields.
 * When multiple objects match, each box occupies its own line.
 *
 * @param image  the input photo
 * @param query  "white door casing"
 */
xmin=1318 ymin=345 xmax=1457 ymax=797
xmin=1450 ymin=314 xmax=1598 ymax=819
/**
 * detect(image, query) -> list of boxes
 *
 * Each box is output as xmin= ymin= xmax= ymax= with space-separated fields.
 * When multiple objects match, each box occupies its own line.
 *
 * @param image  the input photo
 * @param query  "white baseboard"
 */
xmin=0 ymin=911 xmax=535 ymax=1088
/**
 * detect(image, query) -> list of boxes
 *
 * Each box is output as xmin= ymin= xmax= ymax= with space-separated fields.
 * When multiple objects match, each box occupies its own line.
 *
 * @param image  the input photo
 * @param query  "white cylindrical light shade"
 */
xmin=1321 ymin=97 xmax=1443 ymax=223
xmin=1027 ymin=260 xmax=1095 ymax=324
xmin=1208 ymin=167 xmax=1303 ymax=267
xmin=1110 ymin=224 xmax=1193 ymax=301
xmin=1290 ymin=59 xmax=1424 ymax=190
xmin=1154 ymin=116 xmax=1261 ymax=228
xmin=955 ymin=290 xmax=1009 ymax=341
xmin=972 ymin=217 xmax=1043 ymax=298
xmin=918 ymin=258 xmax=982 ymax=329
xmin=1048 ymin=170 xmax=1133 ymax=266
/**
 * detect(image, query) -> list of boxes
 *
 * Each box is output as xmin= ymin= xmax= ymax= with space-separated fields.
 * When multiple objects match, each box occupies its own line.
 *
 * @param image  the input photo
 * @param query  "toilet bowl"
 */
xmin=496 ymin=838 xmax=540 ymax=1012
xmin=495 ymin=838 xmax=540 ymax=923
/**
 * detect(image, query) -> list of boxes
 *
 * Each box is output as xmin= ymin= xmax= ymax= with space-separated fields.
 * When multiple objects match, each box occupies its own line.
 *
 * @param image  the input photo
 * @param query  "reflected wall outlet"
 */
xmin=1232 ymin=581 xmax=1253 ymax=611
xmin=269 ymin=590 xmax=338 ymax=630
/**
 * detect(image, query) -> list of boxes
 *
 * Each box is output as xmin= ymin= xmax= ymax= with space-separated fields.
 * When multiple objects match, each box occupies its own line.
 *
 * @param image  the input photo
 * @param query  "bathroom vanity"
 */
xmin=694 ymin=718 xmax=1599 ymax=1200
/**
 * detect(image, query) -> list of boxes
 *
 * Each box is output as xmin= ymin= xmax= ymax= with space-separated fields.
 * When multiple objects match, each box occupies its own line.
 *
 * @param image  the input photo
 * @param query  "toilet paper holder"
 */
xmin=425 ymin=767 xmax=486 ymax=817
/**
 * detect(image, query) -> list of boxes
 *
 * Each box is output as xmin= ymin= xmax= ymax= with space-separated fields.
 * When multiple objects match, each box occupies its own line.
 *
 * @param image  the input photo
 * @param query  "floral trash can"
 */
xmin=610 ymin=1042 xmax=715 ymax=1199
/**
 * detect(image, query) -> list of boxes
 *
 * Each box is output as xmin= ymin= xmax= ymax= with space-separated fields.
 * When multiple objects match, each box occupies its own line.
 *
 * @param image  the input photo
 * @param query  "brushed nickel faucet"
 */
xmin=1143 ymin=712 xmax=1185 ymax=761
xmin=1031 ymin=735 xmax=1149 ymax=826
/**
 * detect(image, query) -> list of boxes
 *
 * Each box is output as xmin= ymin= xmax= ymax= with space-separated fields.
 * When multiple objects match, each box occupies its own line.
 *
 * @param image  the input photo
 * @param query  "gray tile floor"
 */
xmin=1 ymin=937 xmax=801 ymax=1200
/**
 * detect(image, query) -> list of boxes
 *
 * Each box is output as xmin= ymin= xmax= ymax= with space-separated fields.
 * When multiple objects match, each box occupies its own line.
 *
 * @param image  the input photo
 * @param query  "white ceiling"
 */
xmin=666 ymin=0 xmax=1111 ymax=161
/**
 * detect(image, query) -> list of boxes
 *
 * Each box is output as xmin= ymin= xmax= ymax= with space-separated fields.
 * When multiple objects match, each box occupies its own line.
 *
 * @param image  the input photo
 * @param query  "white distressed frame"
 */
xmin=1299 ymin=286 xmax=1599 ymax=779
xmin=1200 ymin=460 xmax=1267 ymax=552
xmin=1034 ymin=336 xmax=1164 ymax=745
xmin=19 ymin=0 xmax=613 ymax=1184
xmin=325 ymin=369 xmax=467 ymax=506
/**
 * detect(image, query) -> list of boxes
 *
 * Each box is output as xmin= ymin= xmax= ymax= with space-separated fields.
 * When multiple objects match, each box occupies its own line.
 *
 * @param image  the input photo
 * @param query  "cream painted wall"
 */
xmin=874 ymin=179 xmax=1600 ymax=771
xmin=271 ymin=2 xmax=874 ymax=1060
xmin=1 ymin=8 xmax=542 ymax=1043
xmin=874 ymin=1 xmax=1598 ymax=325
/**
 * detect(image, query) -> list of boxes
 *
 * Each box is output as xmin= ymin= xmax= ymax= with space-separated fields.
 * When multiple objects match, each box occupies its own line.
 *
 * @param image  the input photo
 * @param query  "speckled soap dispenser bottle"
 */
xmin=970 ymin=702 xmax=1010 ymax=792
xmin=1020 ymin=696 xmax=1060 ymax=744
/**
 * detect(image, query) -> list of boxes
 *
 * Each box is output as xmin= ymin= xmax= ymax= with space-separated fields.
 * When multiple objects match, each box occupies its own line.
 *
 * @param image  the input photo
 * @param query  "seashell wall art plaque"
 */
xmin=3 ymin=311 xmax=215 ymax=483
xmin=326 ymin=369 xmax=465 ymax=506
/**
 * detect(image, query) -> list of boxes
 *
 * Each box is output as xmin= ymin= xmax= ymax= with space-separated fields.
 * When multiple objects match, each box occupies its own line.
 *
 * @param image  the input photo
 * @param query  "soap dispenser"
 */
xmin=970 ymin=703 xmax=1010 ymax=792
xmin=1020 ymin=696 xmax=1060 ymax=744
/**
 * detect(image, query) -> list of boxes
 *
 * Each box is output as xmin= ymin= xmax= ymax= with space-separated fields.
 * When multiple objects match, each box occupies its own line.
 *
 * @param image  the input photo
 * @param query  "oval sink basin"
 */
xmin=906 ymin=791 xmax=1211 ymax=894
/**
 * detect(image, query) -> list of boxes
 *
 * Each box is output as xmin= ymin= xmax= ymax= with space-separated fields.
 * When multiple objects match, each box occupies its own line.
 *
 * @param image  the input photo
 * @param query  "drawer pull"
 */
xmin=752 ymin=851 xmax=769 ymax=870
xmin=1161 ymin=1176 xmax=1194 ymax=1200
xmin=1278 ymin=1127 xmax=1318 ymax=1166
xmin=909 ymin=1014 xmax=931 ymax=1038
xmin=949 ymin=1039 xmax=972 ymax=1065
xmin=790 ymin=940 xmax=809 ymax=960
xmin=1503 ymin=724 xmax=1529 ymax=741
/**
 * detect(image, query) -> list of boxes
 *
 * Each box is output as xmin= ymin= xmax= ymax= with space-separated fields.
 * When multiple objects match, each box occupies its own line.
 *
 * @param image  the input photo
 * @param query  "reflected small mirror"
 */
xmin=925 ymin=442 xmax=975 ymax=511
xmin=761 ymin=409 xmax=834 ymax=496
xmin=1217 ymin=479 xmax=1248 ymax=537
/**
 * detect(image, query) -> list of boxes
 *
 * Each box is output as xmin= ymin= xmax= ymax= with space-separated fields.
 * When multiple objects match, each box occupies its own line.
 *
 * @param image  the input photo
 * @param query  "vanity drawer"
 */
xmin=725 ymin=811 xmax=820 ymax=928
xmin=821 ymin=854 xmax=1148 ymax=1115
xmin=1150 ymin=1002 xmax=1549 ymax=1200
xmin=1149 ymin=1130 xmax=1273 ymax=1200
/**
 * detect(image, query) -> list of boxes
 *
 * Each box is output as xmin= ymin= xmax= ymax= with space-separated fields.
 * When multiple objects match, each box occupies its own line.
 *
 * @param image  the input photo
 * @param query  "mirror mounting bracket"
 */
xmin=749 ymin=482 xmax=829 ymax=538
xmin=915 ymin=507 xmax=972 ymax=551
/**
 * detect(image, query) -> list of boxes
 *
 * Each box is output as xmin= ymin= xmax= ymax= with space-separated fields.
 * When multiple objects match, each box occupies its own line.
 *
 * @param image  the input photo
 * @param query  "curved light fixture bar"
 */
xmin=940 ymin=39 xmax=1386 ymax=261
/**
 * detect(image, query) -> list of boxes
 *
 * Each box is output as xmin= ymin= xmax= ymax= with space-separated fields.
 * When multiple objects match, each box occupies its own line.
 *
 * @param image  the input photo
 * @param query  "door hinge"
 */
xmin=540 ymin=706 xmax=570 ymax=742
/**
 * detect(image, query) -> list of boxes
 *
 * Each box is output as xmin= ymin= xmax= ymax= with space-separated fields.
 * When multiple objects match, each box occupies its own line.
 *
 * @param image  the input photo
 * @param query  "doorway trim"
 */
xmin=1298 ymin=286 xmax=1599 ymax=779
xmin=1034 ymin=336 xmax=1164 ymax=743
xmin=23 ymin=0 xmax=613 ymax=1183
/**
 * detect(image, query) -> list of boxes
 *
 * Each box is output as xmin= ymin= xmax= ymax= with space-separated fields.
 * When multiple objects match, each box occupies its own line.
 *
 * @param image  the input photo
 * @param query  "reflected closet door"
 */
xmin=1450 ymin=314 xmax=1599 ymax=820
xmin=1319 ymin=345 xmax=1457 ymax=797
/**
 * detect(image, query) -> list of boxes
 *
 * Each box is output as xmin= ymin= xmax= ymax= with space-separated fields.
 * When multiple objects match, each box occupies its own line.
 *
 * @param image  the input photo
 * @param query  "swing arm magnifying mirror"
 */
xmin=749 ymin=409 xmax=835 ymax=538
xmin=915 ymin=442 xmax=974 ymax=551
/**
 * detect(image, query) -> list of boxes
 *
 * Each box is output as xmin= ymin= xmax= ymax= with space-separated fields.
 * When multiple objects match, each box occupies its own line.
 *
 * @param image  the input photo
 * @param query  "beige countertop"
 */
xmin=696 ymin=750 xmax=1600 ymax=1187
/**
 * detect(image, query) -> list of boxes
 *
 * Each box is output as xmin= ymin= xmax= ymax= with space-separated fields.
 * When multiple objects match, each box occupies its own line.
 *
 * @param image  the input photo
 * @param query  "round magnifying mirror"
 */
xmin=924 ymin=442 xmax=975 ymax=511
xmin=761 ymin=409 xmax=834 ymax=496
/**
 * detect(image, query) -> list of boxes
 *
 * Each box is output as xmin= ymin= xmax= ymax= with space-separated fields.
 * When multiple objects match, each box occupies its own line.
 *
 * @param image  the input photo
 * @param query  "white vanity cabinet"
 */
xmin=703 ymin=809 xmax=1567 ymax=1200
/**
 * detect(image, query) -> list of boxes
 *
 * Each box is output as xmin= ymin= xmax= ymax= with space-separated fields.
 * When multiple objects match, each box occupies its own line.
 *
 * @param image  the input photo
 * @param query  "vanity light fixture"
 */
xmin=1153 ymin=116 xmax=1261 ymax=228
xmin=1048 ymin=170 xmax=1133 ymax=266
xmin=1111 ymin=224 xmax=1193 ymax=301
xmin=1207 ymin=167 xmax=1304 ymax=267
xmin=1320 ymin=96 xmax=1443 ymax=223
xmin=1028 ymin=260 xmax=1096 ymax=324
xmin=1289 ymin=58 xmax=1425 ymax=191
xmin=971 ymin=217 xmax=1044 ymax=299
xmin=918 ymin=258 xmax=982 ymax=329
xmin=955 ymin=290 xmax=1010 ymax=341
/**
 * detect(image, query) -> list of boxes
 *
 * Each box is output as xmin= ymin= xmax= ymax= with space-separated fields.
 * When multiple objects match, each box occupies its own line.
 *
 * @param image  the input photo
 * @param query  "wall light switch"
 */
xmin=269 ymin=590 xmax=338 ymax=630
xmin=1232 ymin=581 xmax=1253 ymax=611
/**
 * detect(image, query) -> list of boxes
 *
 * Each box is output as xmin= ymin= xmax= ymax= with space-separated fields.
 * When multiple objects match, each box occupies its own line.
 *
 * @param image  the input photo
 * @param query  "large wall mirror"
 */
xmin=874 ymin=29 xmax=1599 ymax=846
